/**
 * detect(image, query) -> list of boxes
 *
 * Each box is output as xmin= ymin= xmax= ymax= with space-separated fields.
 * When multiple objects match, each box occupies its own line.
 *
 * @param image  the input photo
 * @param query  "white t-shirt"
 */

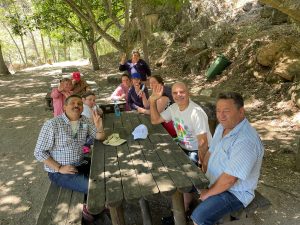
xmin=160 ymin=100 xmax=212 ymax=151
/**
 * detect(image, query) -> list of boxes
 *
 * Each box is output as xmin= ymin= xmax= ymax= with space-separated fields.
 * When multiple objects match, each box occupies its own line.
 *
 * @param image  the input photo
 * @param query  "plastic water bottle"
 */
xmin=114 ymin=101 xmax=121 ymax=117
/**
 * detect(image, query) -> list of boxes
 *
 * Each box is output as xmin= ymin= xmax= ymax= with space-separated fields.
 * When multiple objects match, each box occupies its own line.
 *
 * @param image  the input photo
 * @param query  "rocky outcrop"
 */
xmin=259 ymin=0 xmax=300 ymax=22
xmin=256 ymin=38 xmax=300 ymax=82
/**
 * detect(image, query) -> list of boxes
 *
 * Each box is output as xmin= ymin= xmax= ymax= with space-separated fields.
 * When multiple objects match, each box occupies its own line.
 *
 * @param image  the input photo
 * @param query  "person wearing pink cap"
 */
xmin=71 ymin=72 xmax=90 ymax=96
xmin=51 ymin=78 xmax=73 ymax=117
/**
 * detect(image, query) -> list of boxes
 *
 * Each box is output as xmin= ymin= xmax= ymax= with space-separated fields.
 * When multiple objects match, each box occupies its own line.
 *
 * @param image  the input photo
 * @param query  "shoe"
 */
xmin=161 ymin=215 xmax=174 ymax=225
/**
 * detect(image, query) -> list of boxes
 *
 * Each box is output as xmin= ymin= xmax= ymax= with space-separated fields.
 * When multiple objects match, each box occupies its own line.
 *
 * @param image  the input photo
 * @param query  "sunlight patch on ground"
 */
xmin=244 ymin=98 xmax=264 ymax=110
xmin=0 ymin=195 xmax=21 ymax=205
xmin=21 ymin=59 xmax=89 ymax=72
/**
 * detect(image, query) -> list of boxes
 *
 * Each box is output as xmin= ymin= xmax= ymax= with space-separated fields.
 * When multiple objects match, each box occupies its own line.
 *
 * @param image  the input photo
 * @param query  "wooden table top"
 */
xmin=87 ymin=112 xmax=208 ymax=214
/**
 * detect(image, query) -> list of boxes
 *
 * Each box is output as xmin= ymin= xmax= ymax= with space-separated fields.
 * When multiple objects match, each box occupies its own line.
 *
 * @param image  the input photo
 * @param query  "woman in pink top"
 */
xmin=51 ymin=78 xmax=73 ymax=116
xmin=110 ymin=74 xmax=131 ymax=111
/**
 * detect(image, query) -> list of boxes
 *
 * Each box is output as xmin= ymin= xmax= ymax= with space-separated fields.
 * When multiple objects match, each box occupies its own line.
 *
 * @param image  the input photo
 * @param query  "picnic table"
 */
xmin=87 ymin=112 xmax=209 ymax=225
xmin=97 ymin=100 xmax=127 ymax=114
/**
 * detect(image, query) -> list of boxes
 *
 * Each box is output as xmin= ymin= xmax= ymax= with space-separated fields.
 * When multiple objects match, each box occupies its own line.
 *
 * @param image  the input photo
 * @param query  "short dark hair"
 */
xmin=60 ymin=78 xmax=71 ymax=82
xmin=82 ymin=91 xmax=95 ymax=99
xmin=217 ymin=92 xmax=244 ymax=109
xmin=64 ymin=94 xmax=82 ymax=105
xmin=121 ymin=73 xmax=130 ymax=79
xmin=151 ymin=75 xmax=164 ymax=85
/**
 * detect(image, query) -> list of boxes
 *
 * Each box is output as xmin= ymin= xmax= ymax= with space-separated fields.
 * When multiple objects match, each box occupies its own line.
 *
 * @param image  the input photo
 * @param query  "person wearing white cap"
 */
xmin=149 ymin=82 xmax=212 ymax=217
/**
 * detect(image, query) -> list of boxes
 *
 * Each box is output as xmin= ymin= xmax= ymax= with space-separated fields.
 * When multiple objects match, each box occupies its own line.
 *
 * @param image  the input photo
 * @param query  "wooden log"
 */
xmin=109 ymin=206 xmax=126 ymax=225
xmin=139 ymin=197 xmax=153 ymax=225
xmin=171 ymin=190 xmax=186 ymax=225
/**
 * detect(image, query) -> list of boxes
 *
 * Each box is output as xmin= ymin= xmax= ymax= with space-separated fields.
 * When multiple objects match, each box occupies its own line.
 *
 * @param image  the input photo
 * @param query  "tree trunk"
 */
xmin=124 ymin=0 xmax=131 ymax=56
xmin=20 ymin=35 xmax=28 ymax=65
xmin=29 ymin=30 xmax=42 ymax=64
xmin=2 ymin=23 xmax=26 ymax=65
xmin=63 ymin=0 xmax=124 ymax=52
xmin=57 ymin=40 xmax=60 ymax=62
xmin=81 ymin=40 xmax=86 ymax=58
xmin=85 ymin=39 xmax=100 ymax=71
xmin=48 ymin=35 xmax=57 ymax=62
xmin=0 ymin=43 xmax=11 ymax=75
xmin=40 ymin=32 xmax=47 ymax=63
xmin=63 ymin=41 xmax=67 ymax=60
xmin=134 ymin=0 xmax=150 ymax=64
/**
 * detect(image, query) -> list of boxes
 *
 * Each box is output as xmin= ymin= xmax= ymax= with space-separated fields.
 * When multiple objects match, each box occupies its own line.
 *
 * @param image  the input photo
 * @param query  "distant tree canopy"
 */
xmin=0 ymin=0 xmax=187 ymax=70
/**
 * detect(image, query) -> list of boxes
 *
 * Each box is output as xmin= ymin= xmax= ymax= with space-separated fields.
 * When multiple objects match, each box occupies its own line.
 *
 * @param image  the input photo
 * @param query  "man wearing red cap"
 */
xmin=71 ymin=72 xmax=90 ymax=96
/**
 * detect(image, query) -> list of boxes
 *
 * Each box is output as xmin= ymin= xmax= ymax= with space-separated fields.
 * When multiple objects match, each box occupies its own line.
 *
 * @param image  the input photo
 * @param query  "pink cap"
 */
xmin=72 ymin=72 xmax=81 ymax=81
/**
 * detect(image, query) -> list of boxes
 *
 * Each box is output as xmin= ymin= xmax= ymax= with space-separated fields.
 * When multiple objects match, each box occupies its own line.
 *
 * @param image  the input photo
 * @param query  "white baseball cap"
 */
xmin=132 ymin=124 xmax=148 ymax=140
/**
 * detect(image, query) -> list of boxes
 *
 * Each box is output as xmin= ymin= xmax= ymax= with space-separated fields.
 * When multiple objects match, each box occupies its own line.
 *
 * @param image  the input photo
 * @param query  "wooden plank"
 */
xmin=139 ymin=197 xmax=153 ymax=225
xmin=171 ymin=190 xmax=186 ymax=225
xmin=36 ymin=182 xmax=60 ymax=225
xmin=66 ymin=191 xmax=84 ymax=225
xmin=126 ymin=114 xmax=175 ymax=196
xmin=50 ymin=187 xmax=73 ymax=225
xmin=109 ymin=206 xmax=126 ymax=225
xmin=154 ymin=132 xmax=209 ymax=189
xmin=105 ymin=145 xmax=124 ymax=208
xmin=87 ymin=140 xmax=106 ymax=214
xmin=150 ymin=161 xmax=176 ymax=196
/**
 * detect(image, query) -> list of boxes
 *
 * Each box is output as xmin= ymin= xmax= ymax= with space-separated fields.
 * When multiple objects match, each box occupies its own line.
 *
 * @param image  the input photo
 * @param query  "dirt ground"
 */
xmin=0 ymin=60 xmax=300 ymax=225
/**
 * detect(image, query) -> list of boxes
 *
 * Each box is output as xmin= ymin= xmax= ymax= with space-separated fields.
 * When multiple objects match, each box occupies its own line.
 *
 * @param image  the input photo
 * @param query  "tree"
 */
xmin=33 ymin=0 xmax=103 ymax=70
xmin=0 ymin=42 xmax=11 ymax=75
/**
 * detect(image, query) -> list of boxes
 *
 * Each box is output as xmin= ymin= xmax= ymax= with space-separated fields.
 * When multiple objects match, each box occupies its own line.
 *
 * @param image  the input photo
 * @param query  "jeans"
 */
xmin=48 ymin=161 xmax=90 ymax=194
xmin=191 ymin=191 xmax=244 ymax=225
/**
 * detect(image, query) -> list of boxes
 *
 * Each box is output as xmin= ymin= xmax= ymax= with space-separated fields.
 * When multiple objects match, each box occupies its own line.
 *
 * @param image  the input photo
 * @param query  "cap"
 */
xmin=72 ymin=72 xmax=81 ymax=81
xmin=103 ymin=133 xmax=127 ymax=146
xmin=132 ymin=124 xmax=148 ymax=140
xmin=131 ymin=73 xmax=141 ymax=79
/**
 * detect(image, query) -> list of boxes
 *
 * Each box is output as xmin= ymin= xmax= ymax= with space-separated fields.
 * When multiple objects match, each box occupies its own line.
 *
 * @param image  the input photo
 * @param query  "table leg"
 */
xmin=109 ymin=206 xmax=125 ymax=225
xmin=139 ymin=197 xmax=152 ymax=225
xmin=171 ymin=190 xmax=186 ymax=225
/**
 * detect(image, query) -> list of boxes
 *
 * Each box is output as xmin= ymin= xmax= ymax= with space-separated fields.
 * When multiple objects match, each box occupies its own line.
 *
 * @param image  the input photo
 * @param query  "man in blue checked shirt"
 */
xmin=34 ymin=94 xmax=105 ymax=194
xmin=191 ymin=92 xmax=264 ymax=225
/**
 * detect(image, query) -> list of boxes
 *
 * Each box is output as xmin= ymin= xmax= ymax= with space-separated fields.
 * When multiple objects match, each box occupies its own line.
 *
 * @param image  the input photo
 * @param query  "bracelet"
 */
xmin=97 ymin=130 xmax=104 ymax=133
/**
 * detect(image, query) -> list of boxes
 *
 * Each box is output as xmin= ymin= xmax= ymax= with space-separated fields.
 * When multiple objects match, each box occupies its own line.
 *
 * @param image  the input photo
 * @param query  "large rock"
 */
xmin=271 ymin=8 xmax=288 ymax=25
xmin=256 ymin=41 xmax=290 ymax=67
xmin=260 ymin=5 xmax=274 ymax=18
xmin=259 ymin=0 xmax=300 ymax=22
xmin=198 ymin=22 xmax=234 ymax=47
xmin=289 ymin=82 xmax=300 ymax=108
xmin=273 ymin=56 xmax=300 ymax=81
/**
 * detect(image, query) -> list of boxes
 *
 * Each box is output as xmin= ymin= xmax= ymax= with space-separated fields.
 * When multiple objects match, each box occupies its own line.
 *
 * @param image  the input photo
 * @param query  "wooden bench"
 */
xmin=98 ymin=101 xmax=126 ymax=114
xmin=36 ymin=182 xmax=84 ymax=225
xmin=218 ymin=191 xmax=271 ymax=224
xmin=45 ymin=91 xmax=53 ymax=111
xmin=62 ymin=67 xmax=79 ymax=73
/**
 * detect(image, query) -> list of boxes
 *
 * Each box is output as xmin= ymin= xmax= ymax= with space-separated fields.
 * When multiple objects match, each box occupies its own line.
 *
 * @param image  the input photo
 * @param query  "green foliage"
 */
xmin=145 ymin=0 xmax=188 ymax=11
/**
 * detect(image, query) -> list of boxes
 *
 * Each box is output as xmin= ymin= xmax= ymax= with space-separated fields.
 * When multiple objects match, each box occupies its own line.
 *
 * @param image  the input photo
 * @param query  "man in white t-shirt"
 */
xmin=149 ymin=82 xmax=212 ymax=215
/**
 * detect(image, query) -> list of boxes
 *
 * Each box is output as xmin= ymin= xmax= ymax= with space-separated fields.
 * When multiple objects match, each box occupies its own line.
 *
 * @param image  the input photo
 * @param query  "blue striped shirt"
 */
xmin=34 ymin=113 xmax=96 ymax=172
xmin=206 ymin=118 xmax=264 ymax=207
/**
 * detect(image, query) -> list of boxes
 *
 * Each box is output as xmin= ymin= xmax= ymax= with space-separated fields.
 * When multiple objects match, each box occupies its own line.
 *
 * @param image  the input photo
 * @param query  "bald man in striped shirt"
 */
xmin=191 ymin=92 xmax=264 ymax=225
